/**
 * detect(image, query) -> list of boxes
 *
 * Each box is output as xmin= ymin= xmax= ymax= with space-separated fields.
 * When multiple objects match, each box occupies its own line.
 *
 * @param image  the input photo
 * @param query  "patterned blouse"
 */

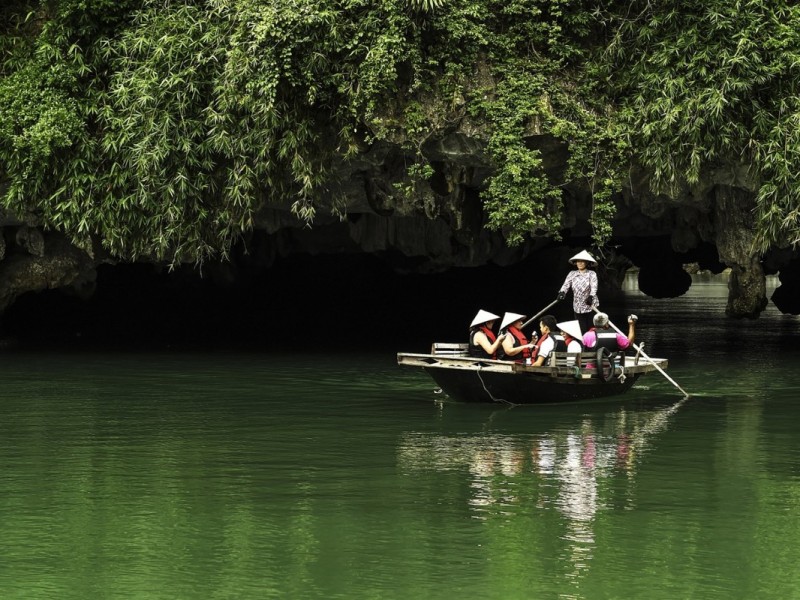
xmin=559 ymin=270 xmax=599 ymax=314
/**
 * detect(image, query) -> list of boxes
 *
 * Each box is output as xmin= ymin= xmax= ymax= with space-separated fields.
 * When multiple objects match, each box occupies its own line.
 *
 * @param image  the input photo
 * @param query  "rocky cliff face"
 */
xmin=2 ymin=132 xmax=798 ymax=321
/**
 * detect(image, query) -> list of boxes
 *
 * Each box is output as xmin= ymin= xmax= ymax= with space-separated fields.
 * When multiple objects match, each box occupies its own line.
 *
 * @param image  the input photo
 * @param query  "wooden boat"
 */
xmin=397 ymin=343 xmax=669 ymax=404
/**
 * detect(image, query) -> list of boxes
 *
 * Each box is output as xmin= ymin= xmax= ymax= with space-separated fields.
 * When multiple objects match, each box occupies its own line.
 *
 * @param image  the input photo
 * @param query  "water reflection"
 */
xmin=397 ymin=398 xmax=687 ymax=588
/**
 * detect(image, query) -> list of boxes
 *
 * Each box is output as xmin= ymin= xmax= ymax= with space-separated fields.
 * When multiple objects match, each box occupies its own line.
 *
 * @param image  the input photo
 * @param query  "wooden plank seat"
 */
xmin=546 ymin=350 xmax=637 ymax=380
xmin=549 ymin=350 xmax=635 ymax=367
xmin=431 ymin=342 xmax=469 ymax=356
xmin=550 ymin=351 xmax=598 ymax=367
xmin=549 ymin=350 xmax=628 ymax=365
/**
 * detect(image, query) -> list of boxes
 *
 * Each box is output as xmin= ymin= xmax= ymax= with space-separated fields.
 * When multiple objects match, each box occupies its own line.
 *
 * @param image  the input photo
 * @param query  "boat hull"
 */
xmin=425 ymin=366 xmax=641 ymax=404
xmin=397 ymin=347 xmax=668 ymax=405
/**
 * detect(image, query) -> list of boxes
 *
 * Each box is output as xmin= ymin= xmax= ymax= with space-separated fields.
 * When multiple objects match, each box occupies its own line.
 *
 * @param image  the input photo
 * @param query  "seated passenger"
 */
xmin=531 ymin=317 xmax=583 ymax=367
xmin=583 ymin=312 xmax=637 ymax=351
xmin=555 ymin=320 xmax=584 ymax=366
xmin=468 ymin=309 xmax=506 ymax=359
xmin=530 ymin=315 xmax=557 ymax=367
xmin=498 ymin=312 xmax=536 ymax=363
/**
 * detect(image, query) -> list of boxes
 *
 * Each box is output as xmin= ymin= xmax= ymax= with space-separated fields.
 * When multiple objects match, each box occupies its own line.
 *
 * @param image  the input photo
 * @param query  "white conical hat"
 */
xmin=557 ymin=320 xmax=583 ymax=340
xmin=500 ymin=312 xmax=526 ymax=331
xmin=470 ymin=309 xmax=500 ymax=328
xmin=569 ymin=250 xmax=597 ymax=265
xmin=593 ymin=312 xmax=609 ymax=327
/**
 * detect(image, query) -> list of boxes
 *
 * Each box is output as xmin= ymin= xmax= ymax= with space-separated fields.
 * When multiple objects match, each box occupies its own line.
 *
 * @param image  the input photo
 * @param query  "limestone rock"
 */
xmin=0 ymin=130 xmax=793 ymax=320
xmin=15 ymin=226 xmax=45 ymax=258
xmin=0 ymin=234 xmax=96 ymax=313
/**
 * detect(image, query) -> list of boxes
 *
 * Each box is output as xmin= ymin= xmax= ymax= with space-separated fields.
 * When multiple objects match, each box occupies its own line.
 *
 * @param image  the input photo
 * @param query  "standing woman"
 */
xmin=468 ymin=309 xmax=505 ymax=359
xmin=558 ymin=249 xmax=599 ymax=333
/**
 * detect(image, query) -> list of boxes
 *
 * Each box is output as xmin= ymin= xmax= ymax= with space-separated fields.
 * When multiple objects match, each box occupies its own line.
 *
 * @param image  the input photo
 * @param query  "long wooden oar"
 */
xmin=520 ymin=298 xmax=560 ymax=330
xmin=593 ymin=307 xmax=690 ymax=399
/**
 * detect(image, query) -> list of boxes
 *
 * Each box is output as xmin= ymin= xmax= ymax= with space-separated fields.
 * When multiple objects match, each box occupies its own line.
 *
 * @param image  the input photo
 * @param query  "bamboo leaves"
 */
xmin=3 ymin=0 xmax=800 ymax=262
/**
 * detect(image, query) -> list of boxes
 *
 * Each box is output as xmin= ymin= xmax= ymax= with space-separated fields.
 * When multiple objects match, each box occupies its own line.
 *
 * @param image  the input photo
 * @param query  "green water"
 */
xmin=1 ymin=276 xmax=799 ymax=599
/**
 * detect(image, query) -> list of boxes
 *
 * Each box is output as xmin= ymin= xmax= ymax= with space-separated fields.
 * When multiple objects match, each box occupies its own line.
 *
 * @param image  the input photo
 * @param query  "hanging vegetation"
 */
xmin=1 ymin=0 xmax=799 ymax=263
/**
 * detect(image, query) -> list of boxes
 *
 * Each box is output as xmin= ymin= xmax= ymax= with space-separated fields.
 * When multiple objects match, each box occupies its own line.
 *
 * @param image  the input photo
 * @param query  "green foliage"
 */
xmin=408 ymin=0 xmax=446 ymax=12
xmin=600 ymin=0 xmax=800 ymax=252
xmin=477 ymin=72 xmax=565 ymax=244
xmin=463 ymin=0 xmax=622 ymax=247
xmin=1 ymin=0 xmax=420 ymax=262
xmin=3 ymin=0 xmax=800 ymax=261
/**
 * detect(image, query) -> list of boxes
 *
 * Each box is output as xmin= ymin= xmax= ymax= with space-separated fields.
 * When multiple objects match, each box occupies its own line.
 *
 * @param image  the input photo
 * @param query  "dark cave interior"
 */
xmin=1 ymin=253 xmax=562 ymax=352
xmin=0 ymin=236 xmax=746 ymax=353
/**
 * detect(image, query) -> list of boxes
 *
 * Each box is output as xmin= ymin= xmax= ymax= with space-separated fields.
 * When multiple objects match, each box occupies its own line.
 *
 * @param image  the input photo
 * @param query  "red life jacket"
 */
xmin=554 ymin=333 xmax=582 ymax=352
xmin=531 ymin=332 xmax=549 ymax=360
xmin=507 ymin=326 xmax=531 ymax=361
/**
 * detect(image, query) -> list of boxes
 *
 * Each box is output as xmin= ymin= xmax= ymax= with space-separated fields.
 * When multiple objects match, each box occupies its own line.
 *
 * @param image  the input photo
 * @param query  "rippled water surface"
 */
xmin=1 ymin=275 xmax=799 ymax=599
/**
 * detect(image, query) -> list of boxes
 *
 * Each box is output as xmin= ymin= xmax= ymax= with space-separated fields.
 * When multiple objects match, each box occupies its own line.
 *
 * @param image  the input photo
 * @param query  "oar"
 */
xmin=593 ymin=307 xmax=690 ymax=399
xmin=520 ymin=298 xmax=560 ymax=330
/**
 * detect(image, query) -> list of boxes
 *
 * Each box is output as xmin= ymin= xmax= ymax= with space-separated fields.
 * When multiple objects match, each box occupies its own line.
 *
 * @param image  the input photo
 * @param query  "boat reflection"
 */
xmin=400 ymin=400 xmax=686 ymax=495
xmin=397 ymin=398 xmax=687 ymax=582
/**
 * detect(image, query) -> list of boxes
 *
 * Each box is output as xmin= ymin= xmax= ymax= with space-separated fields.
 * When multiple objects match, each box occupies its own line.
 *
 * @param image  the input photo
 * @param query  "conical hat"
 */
xmin=470 ymin=309 xmax=500 ymax=328
xmin=569 ymin=250 xmax=597 ymax=266
xmin=557 ymin=320 xmax=583 ymax=340
xmin=500 ymin=312 xmax=526 ymax=331
xmin=593 ymin=312 xmax=609 ymax=327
